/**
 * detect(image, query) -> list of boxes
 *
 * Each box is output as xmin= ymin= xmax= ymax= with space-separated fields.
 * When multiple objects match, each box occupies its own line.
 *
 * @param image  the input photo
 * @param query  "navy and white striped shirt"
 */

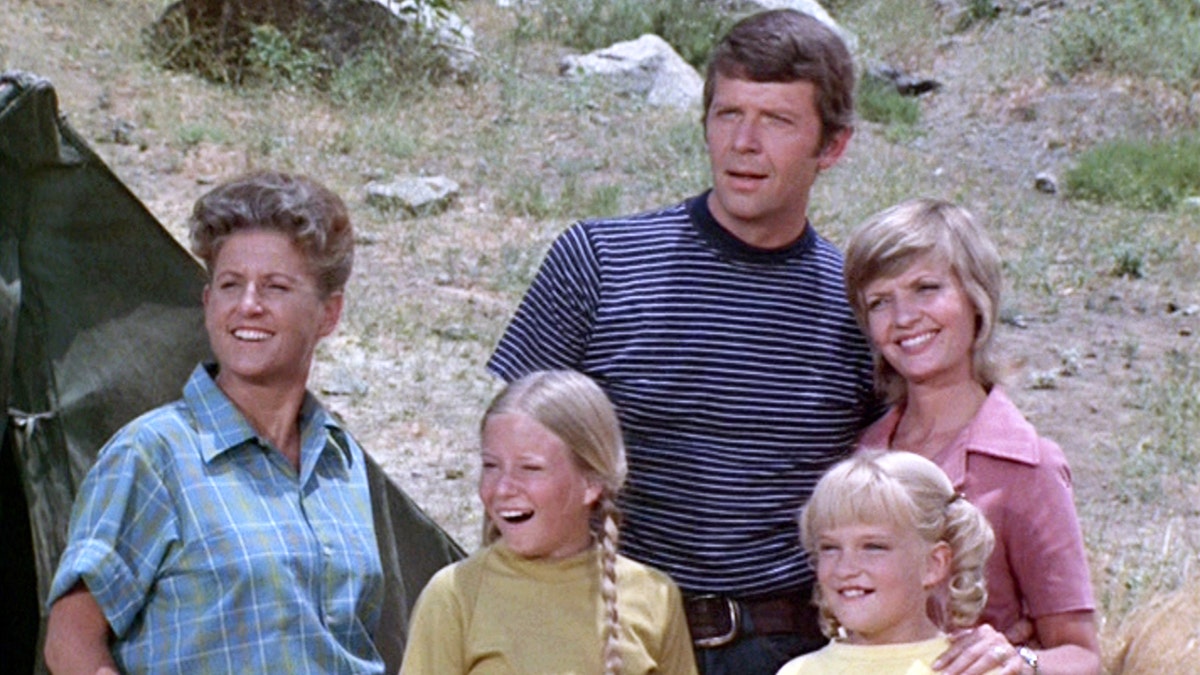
xmin=489 ymin=192 xmax=878 ymax=597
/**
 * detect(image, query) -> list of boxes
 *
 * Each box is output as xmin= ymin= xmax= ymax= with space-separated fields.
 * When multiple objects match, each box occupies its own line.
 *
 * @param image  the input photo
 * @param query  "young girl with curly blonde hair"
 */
xmin=777 ymin=450 xmax=996 ymax=675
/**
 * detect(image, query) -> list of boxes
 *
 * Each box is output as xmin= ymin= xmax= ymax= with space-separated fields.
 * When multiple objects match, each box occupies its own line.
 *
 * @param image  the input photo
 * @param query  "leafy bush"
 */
xmin=147 ymin=0 xmax=461 ymax=96
xmin=1065 ymin=133 xmax=1200 ymax=211
xmin=961 ymin=0 xmax=1001 ymax=27
xmin=856 ymin=75 xmax=921 ymax=128
xmin=521 ymin=0 xmax=735 ymax=68
xmin=246 ymin=25 xmax=323 ymax=86
xmin=1050 ymin=0 xmax=1200 ymax=96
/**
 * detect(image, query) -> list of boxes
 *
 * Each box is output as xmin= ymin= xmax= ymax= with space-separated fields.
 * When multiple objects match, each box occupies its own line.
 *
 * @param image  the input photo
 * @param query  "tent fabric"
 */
xmin=0 ymin=70 xmax=464 ymax=674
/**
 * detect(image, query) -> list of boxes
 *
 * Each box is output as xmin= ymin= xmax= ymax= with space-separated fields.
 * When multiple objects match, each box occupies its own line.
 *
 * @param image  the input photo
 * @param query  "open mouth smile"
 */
xmin=497 ymin=508 xmax=533 ymax=524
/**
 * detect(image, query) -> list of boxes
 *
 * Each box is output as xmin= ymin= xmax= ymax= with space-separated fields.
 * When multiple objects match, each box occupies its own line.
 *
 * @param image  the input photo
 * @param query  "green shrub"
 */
xmin=329 ymin=36 xmax=450 ymax=105
xmin=585 ymin=184 xmax=624 ymax=219
xmin=963 ymin=0 xmax=1001 ymax=26
xmin=1111 ymin=244 xmax=1145 ymax=279
xmin=1050 ymin=0 xmax=1200 ymax=96
xmin=147 ymin=0 xmax=460 ymax=96
xmin=246 ymin=25 xmax=323 ymax=87
xmin=857 ymin=76 xmax=921 ymax=129
xmin=176 ymin=122 xmax=228 ymax=149
xmin=522 ymin=0 xmax=735 ymax=68
xmin=1065 ymin=133 xmax=1200 ymax=211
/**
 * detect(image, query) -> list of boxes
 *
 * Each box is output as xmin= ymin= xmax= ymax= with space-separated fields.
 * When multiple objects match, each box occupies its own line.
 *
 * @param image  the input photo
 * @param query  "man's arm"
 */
xmin=487 ymin=223 xmax=601 ymax=379
xmin=44 ymin=581 xmax=119 ymax=675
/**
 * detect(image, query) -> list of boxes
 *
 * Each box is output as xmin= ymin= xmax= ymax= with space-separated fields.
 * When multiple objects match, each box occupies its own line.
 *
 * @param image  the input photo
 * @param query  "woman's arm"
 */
xmin=933 ymin=610 xmax=1101 ymax=675
xmin=44 ymin=582 xmax=119 ymax=675
xmin=1026 ymin=610 xmax=1102 ymax=674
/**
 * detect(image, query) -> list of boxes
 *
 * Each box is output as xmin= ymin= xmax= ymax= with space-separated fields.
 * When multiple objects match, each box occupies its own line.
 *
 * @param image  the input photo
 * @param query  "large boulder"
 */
xmin=559 ymin=34 xmax=703 ymax=111
xmin=148 ymin=0 xmax=477 ymax=84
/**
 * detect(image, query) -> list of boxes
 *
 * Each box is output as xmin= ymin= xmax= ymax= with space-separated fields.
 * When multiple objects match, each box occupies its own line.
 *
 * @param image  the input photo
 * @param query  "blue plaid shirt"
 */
xmin=49 ymin=364 xmax=386 ymax=674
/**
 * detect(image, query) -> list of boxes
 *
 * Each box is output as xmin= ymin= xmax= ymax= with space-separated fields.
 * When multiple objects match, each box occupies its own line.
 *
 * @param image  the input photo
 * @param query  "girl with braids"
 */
xmin=776 ymin=450 xmax=998 ymax=675
xmin=400 ymin=370 xmax=697 ymax=675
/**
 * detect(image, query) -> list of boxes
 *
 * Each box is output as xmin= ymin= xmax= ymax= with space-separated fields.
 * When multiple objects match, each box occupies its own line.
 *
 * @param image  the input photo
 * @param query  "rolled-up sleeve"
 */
xmin=48 ymin=426 xmax=179 ymax=637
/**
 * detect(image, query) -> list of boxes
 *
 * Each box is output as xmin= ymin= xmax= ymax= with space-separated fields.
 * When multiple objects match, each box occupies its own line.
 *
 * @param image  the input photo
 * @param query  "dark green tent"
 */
xmin=0 ymin=71 xmax=464 ymax=674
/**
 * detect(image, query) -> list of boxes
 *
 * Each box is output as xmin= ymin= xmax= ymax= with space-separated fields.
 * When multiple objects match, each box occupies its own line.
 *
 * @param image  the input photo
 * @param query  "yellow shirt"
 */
xmin=776 ymin=636 xmax=1000 ymax=675
xmin=400 ymin=542 xmax=698 ymax=675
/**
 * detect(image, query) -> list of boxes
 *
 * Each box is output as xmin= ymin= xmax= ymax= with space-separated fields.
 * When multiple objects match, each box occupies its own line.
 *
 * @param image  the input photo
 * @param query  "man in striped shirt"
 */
xmin=488 ymin=10 xmax=878 ymax=674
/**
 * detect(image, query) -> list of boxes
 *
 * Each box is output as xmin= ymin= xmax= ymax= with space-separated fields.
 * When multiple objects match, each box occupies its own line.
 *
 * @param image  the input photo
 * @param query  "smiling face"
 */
xmin=203 ymin=229 xmax=342 ymax=396
xmin=704 ymin=74 xmax=850 ymax=249
xmin=479 ymin=412 xmax=602 ymax=560
xmin=862 ymin=255 xmax=978 ymax=391
xmin=815 ymin=520 xmax=949 ymax=645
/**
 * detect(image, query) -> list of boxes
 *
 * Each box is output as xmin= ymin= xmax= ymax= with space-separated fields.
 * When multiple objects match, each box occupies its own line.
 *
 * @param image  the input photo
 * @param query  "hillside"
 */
xmin=5 ymin=0 xmax=1199 ymax=661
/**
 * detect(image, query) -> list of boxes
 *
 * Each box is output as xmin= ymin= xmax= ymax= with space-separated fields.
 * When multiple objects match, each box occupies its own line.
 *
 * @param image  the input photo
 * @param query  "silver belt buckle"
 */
xmin=692 ymin=595 xmax=740 ymax=648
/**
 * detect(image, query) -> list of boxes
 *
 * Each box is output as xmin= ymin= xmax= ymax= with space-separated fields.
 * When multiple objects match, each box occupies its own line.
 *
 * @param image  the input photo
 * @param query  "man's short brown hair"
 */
xmin=703 ymin=9 xmax=855 ymax=146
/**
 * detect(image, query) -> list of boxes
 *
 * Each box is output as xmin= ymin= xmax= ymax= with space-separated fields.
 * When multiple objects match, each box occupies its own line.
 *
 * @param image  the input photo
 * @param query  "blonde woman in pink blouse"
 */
xmin=842 ymin=199 xmax=1101 ymax=675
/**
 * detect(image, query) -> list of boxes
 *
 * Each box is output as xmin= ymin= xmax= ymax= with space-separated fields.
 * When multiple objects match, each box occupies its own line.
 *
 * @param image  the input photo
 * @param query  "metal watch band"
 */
xmin=1017 ymin=646 xmax=1039 ymax=673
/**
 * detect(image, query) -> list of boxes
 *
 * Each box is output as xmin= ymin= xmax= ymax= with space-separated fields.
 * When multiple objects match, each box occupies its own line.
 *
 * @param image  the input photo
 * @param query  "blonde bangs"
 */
xmin=800 ymin=454 xmax=920 ymax=552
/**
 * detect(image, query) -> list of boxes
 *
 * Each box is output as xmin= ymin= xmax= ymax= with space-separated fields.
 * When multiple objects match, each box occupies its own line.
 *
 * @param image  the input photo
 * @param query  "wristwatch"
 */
xmin=1017 ymin=646 xmax=1039 ymax=674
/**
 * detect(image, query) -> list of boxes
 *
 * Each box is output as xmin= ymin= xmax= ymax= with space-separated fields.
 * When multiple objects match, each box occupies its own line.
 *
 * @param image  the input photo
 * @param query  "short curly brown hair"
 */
xmin=188 ymin=171 xmax=353 ymax=297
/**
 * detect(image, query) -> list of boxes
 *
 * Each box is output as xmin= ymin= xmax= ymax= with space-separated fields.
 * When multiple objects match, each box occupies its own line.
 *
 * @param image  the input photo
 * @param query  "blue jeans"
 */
xmin=692 ymin=610 xmax=826 ymax=675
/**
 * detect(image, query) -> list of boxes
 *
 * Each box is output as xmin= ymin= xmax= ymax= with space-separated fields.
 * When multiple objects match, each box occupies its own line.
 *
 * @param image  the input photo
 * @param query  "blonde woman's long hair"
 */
xmin=482 ymin=370 xmax=627 ymax=675
xmin=800 ymin=450 xmax=995 ymax=637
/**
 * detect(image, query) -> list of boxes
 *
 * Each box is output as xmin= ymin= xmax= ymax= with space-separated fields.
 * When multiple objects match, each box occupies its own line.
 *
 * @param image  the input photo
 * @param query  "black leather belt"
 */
xmin=683 ymin=587 xmax=821 ymax=648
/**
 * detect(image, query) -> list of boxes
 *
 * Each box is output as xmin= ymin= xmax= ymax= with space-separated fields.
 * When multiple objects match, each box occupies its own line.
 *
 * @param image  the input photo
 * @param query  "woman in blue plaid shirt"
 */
xmin=43 ymin=171 xmax=386 ymax=674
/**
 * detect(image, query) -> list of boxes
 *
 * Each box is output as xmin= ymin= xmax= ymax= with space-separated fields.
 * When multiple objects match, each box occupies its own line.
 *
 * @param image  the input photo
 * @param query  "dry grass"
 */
xmin=6 ymin=0 xmax=1200 ymax=659
xmin=1104 ymin=575 xmax=1200 ymax=674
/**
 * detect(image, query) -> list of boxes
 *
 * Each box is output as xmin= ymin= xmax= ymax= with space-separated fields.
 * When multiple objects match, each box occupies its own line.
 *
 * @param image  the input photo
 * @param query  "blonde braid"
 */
xmin=598 ymin=495 xmax=623 ymax=675
xmin=483 ymin=371 xmax=628 ymax=673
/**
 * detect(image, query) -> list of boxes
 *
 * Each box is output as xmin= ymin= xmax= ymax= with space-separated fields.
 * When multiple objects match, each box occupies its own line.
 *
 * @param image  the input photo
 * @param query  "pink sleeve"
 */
xmin=1003 ymin=439 xmax=1095 ymax=619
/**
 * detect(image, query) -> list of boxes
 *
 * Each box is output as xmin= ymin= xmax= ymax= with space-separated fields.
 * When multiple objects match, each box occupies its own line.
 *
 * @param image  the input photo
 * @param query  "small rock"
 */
xmin=1028 ymin=370 xmax=1058 ymax=390
xmin=106 ymin=118 xmax=136 ymax=145
xmin=365 ymin=175 xmax=460 ymax=217
xmin=1000 ymin=310 xmax=1029 ymax=328
xmin=866 ymin=63 xmax=942 ymax=97
xmin=1059 ymin=348 xmax=1081 ymax=376
xmin=1034 ymin=172 xmax=1057 ymax=194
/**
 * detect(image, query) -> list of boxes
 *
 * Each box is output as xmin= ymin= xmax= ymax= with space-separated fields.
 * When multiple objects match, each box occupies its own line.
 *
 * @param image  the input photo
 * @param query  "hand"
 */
xmin=1003 ymin=617 xmax=1036 ymax=648
xmin=934 ymin=624 xmax=1027 ymax=675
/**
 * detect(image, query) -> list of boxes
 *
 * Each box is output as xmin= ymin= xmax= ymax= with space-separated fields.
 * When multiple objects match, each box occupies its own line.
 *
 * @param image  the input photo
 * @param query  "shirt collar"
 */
xmin=954 ymin=386 xmax=1041 ymax=463
xmin=687 ymin=190 xmax=817 ymax=264
xmin=184 ymin=362 xmax=354 ymax=468
xmin=863 ymin=386 xmax=1041 ymax=487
